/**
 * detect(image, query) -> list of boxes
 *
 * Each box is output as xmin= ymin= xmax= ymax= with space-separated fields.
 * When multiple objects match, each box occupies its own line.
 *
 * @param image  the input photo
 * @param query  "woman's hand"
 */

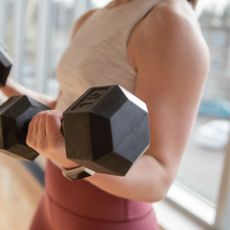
xmin=26 ymin=110 xmax=78 ymax=169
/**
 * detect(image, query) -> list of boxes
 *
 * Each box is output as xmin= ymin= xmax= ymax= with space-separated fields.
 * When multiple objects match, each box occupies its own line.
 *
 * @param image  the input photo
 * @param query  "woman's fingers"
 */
xmin=25 ymin=110 xmax=75 ymax=167
xmin=45 ymin=111 xmax=63 ymax=147
xmin=26 ymin=116 xmax=34 ymax=147
xmin=26 ymin=110 xmax=64 ymax=151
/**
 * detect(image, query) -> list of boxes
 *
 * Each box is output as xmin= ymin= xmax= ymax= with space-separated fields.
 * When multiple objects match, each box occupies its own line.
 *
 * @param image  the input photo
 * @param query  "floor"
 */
xmin=0 ymin=154 xmax=43 ymax=230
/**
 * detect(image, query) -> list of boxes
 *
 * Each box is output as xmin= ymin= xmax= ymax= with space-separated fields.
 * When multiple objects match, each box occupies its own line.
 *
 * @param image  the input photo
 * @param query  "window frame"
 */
xmin=156 ymin=133 xmax=230 ymax=230
xmin=214 ymin=136 xmax=230 ymax=229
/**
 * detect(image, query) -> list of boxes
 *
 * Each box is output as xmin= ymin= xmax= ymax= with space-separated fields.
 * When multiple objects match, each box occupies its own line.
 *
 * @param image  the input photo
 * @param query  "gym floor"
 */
xmin=0 ymin=154 xmax=42 ymax=230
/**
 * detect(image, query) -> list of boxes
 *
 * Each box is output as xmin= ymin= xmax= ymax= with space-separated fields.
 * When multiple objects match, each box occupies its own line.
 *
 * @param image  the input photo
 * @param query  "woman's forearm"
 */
xmin=85 ymin=154 xmax=172 ymax=202
xmin=1 ymin=78 xmax=58 ymax=108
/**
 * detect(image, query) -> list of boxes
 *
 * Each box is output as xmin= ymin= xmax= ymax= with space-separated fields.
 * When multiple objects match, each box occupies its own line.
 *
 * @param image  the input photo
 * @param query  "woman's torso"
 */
xmin=55 ymin=0 xmax=165 ymax=111
xmin=44 ymin=0 xmax=194 ymax=229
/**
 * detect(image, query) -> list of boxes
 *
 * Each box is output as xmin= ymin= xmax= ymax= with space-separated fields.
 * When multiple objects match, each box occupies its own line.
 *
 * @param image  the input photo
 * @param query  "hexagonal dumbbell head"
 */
xmin=0 ymin=45 xmax=12 ymax=86
xmin=0 ymin=96 xmax=50 ymax=160
xmin=63 ymin=85 xmax=150 ymax=176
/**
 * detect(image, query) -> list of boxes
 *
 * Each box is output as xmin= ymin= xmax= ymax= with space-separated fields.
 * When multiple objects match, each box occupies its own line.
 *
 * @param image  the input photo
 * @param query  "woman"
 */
xmin=1 ymin=0 xmax=209 ymax=229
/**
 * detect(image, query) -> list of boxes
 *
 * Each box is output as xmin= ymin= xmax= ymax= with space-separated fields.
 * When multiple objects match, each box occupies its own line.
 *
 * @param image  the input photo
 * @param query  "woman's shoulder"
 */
xmin=136 ymin=0 xmax=204 ymax=45
xmin=129 ymin=0 xmax=209 ymax=76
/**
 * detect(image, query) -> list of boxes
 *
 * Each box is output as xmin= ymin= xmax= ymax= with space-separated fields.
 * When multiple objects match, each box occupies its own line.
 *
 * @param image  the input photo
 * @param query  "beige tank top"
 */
xmin=56 ymin=0 xmax=161 ymax=111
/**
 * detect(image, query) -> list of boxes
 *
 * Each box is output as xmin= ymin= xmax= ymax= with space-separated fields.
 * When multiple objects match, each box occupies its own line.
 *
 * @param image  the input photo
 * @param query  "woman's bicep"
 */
xmin=133 ymin=6 xmax=209 ymax=175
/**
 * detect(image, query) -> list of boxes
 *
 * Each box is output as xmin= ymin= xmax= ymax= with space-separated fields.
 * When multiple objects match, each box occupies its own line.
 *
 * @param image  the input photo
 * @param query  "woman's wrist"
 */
xmin=51 ymin=158 xmax=80 ymax=169
xmin=62 ymin=160 xmax=80 ymax=169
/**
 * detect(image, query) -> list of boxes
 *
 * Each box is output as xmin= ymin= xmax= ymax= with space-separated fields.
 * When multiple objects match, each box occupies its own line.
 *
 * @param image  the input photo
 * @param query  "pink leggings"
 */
xmin=30 ymin=161 xmax=159 ymax=230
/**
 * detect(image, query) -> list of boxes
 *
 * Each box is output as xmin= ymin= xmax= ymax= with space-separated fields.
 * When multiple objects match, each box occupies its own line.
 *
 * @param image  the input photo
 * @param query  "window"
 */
xmin=0 ymin=0 xmax=93 ymax=96
xmin=0 ymin=0 xmax=229 ymax=229
xmin=168 ymin=2 xmax=230 ymax=229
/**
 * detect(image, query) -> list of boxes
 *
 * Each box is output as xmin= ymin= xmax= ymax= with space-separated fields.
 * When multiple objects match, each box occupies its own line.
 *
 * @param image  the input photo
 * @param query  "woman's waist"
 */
xmin=45 ymin=160 xmax=153 ymax=222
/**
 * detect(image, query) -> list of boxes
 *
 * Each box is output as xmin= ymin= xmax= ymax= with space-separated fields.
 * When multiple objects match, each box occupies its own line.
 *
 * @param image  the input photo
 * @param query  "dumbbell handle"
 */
xmin=0 ymin=95 xmax=50 ymax=160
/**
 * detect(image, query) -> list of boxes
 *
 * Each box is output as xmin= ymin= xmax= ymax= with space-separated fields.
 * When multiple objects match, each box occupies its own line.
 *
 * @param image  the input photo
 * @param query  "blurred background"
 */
xmin=0 ymin=0 xmax=229 ymax=229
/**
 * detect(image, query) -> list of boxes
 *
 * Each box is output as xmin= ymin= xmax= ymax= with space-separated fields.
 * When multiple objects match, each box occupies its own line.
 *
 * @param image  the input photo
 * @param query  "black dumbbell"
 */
xmin=63 ymin=85 xmax=150 ymax=176
xmin=0 ymin=85 xmax=150 ymax=176
xmin=0 ymin=96 xmax=50 ymax=160
xmin=0 ymin=45 xmax=12 ymax=86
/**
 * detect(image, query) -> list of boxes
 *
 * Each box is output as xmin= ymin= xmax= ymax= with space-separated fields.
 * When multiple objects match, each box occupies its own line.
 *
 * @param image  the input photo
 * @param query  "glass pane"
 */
xmin=45 ymin=0 xmax=76 ymax=96
xmin=45 ymin=0 xmax=94 ymax=96
xmin=0 ymin=0 xmax=13 ymax=47
xmin=176 ymin=1 xmax=230 ymax=205
xmin=0 ymin=0 xmax=94 ymax=96
xmin=21 ymin=0 xmax=38 ymax=90
xmin=1 ymin=0 xmax=39 ymax=91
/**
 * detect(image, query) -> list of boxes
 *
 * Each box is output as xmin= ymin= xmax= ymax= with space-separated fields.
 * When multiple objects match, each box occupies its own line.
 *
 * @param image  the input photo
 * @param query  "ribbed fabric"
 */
xmin=31 ymin=0 xmax=162 ymax=229
xmin=56 ymin=0 xmax=160 ymax=111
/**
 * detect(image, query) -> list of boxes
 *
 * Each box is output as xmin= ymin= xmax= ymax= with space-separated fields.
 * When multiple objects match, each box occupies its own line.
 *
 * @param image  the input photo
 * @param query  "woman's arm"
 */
xmin=26 ymin=2 xmax=209 ymax=202
xmin=85 ymin=2 xmax=210 ymax=202
xmin=1 ymin=78 xmax=58 ymax=108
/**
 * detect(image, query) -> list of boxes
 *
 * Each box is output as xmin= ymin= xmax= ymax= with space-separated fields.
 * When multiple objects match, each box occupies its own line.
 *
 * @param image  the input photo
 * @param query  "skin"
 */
xmin=2 ymin=0 xmax=209 ymax=202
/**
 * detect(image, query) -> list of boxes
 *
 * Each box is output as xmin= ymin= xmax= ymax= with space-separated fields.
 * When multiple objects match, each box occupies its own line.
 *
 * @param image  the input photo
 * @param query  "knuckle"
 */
xmin=40 ymin=112 xmax=47 ymax=119
xmin=46 ymin=112 xmax=54 ymax=119
xmin=26 ymin=137 xmax=36 ymax=149
xmin=26 ymin=137 xmax=31 ymax=146
xmin=31 ymin=114 xmax=39 ymax=123
xmin=46 ymin=114 xmax=56 ymax=124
